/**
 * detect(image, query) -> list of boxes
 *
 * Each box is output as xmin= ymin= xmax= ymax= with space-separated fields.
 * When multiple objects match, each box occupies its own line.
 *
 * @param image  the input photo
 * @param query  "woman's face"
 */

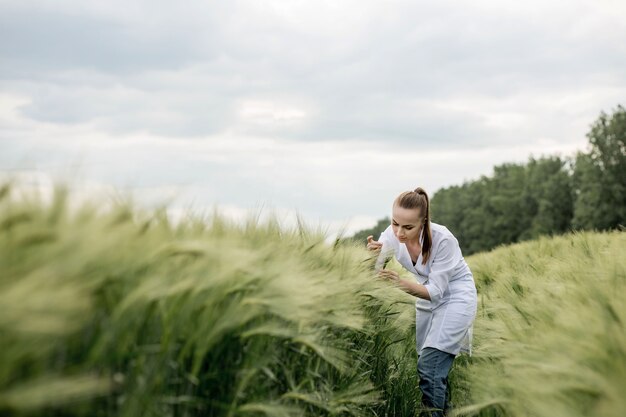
xmin=391 ymin=205 xmax=423 ymax=244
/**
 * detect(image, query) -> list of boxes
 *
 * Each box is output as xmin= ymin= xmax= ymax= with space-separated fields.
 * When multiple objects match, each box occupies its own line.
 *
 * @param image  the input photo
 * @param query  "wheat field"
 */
xmin=1 ymin=181 xmax=624 ymax=417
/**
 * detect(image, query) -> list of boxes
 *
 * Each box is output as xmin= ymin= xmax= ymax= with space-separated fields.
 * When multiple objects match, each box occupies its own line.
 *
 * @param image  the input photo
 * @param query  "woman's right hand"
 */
xmin=367 ymin=235 xmax=383 ymax=251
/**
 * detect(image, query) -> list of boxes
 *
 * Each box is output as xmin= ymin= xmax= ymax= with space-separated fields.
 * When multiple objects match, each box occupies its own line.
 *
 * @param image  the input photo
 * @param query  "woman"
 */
xmin=366 ymin=187 xmax=477 ymax=417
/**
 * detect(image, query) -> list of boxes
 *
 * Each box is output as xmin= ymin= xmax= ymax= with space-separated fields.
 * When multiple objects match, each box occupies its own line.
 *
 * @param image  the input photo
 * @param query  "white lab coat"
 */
xmin=378 ymin=222 xmax=477 ymax=356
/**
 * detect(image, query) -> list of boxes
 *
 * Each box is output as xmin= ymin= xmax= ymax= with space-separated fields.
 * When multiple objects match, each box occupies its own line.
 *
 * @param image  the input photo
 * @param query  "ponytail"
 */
xmin=414 ymin=188 xmax=432 ymax=265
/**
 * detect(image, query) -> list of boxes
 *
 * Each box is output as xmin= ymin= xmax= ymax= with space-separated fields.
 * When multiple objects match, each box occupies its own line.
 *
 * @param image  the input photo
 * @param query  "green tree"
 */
xmin=521 ymin=156 xmax=573 ymax=239
xmin=430 ymin=185 xmax=464 ymax=238
xmin=573 ymin=105 xmax=626 ymax=230
xmin=486 ymin=163 xmax=530 ymax=246
xmin=456 ymin=178 xmax=492 ymax=254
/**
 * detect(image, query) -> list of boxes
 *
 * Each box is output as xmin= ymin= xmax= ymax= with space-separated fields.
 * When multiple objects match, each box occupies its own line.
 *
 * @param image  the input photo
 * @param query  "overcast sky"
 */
xmin=2 ymin=0 xmax=625 ymax=239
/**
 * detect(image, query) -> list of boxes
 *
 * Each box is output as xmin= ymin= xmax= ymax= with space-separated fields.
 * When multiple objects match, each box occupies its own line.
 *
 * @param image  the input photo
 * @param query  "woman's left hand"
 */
xmin=378 ymin=269 xmax=400 ymax=282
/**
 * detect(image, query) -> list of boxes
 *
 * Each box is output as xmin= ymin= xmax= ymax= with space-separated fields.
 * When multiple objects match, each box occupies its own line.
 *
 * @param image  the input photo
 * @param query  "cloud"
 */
xmin=2 ymin=0 xmax=624 ymax=143
xmin=2 ymin=0 xmax=625 ymax=234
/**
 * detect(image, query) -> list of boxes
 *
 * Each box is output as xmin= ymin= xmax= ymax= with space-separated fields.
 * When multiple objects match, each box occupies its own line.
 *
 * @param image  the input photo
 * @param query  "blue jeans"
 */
xmin=417 ymin=347 xmax=456 ymax=417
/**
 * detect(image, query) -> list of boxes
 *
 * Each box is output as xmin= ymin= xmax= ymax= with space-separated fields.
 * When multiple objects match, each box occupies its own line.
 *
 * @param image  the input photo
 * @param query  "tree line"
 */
xmin=350 ymin=105 xmax=625 ymax=255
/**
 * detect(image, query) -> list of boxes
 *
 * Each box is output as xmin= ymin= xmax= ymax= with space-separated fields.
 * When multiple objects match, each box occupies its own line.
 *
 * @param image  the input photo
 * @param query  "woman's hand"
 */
xmin=378 ymin=269 xmax=400 ymax=282
xmin=367 ymin=235 xmax=383 ymax=251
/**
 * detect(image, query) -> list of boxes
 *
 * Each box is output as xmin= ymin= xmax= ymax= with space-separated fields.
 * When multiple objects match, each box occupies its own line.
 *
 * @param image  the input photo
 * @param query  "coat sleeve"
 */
xmin=374 ymin=225 xmax=397 ymax=269
xmin=423 ymin=237 xmax=461 ymax=304
xmin=377 ymin=224 xmax=392 ymax=244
